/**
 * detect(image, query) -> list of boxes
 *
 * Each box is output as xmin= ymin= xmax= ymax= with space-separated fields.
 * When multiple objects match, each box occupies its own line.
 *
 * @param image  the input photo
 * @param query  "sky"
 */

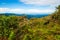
xmin=0 ymin=0 xmax=60 ymax=14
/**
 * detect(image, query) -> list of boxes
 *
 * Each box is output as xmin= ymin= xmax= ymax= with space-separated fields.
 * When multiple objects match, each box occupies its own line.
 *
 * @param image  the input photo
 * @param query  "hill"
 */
xmin=0 ymin=5 xmax=60 ymax=40
xmin=0 ymin=13 xmax=48 ymax=19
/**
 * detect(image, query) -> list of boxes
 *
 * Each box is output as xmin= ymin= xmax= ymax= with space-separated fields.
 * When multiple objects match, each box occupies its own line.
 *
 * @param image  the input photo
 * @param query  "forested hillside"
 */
xmin=0 ymin=5 xmax=60 ymax=40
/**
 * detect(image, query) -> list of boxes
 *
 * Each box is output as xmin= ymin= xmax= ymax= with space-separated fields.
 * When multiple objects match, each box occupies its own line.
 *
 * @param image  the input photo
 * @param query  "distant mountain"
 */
xmin=0 ymin=13 xmax=48 ymax=19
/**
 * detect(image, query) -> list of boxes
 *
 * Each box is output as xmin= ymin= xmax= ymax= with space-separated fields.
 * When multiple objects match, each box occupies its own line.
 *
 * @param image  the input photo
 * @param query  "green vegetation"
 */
xmin=0 ymin=5 xmax=60 ymax=40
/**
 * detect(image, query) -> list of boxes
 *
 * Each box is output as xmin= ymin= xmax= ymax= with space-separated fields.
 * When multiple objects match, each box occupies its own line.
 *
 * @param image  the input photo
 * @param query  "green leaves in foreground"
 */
xmin=8 ymin=31 xmax=15 ymax=40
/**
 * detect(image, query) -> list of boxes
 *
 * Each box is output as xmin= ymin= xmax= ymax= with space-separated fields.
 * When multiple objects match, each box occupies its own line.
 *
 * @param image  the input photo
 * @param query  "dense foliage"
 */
xmin=0 ymin=5 xmax=60 ymax=40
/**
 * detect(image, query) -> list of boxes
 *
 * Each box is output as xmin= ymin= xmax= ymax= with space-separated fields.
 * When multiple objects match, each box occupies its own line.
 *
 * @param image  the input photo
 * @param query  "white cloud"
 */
xmin=26 ymin=9 xmax=54 ymax=14
xmin=20 ymin=0 xmax=60 ymax=6
xmin=0 ymin=8 xmax=55 ymax=14
xmin=0 ymin=8 xmax=8 ymax=13
xmin=0 ymin=8 xmax=25 ymax=13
